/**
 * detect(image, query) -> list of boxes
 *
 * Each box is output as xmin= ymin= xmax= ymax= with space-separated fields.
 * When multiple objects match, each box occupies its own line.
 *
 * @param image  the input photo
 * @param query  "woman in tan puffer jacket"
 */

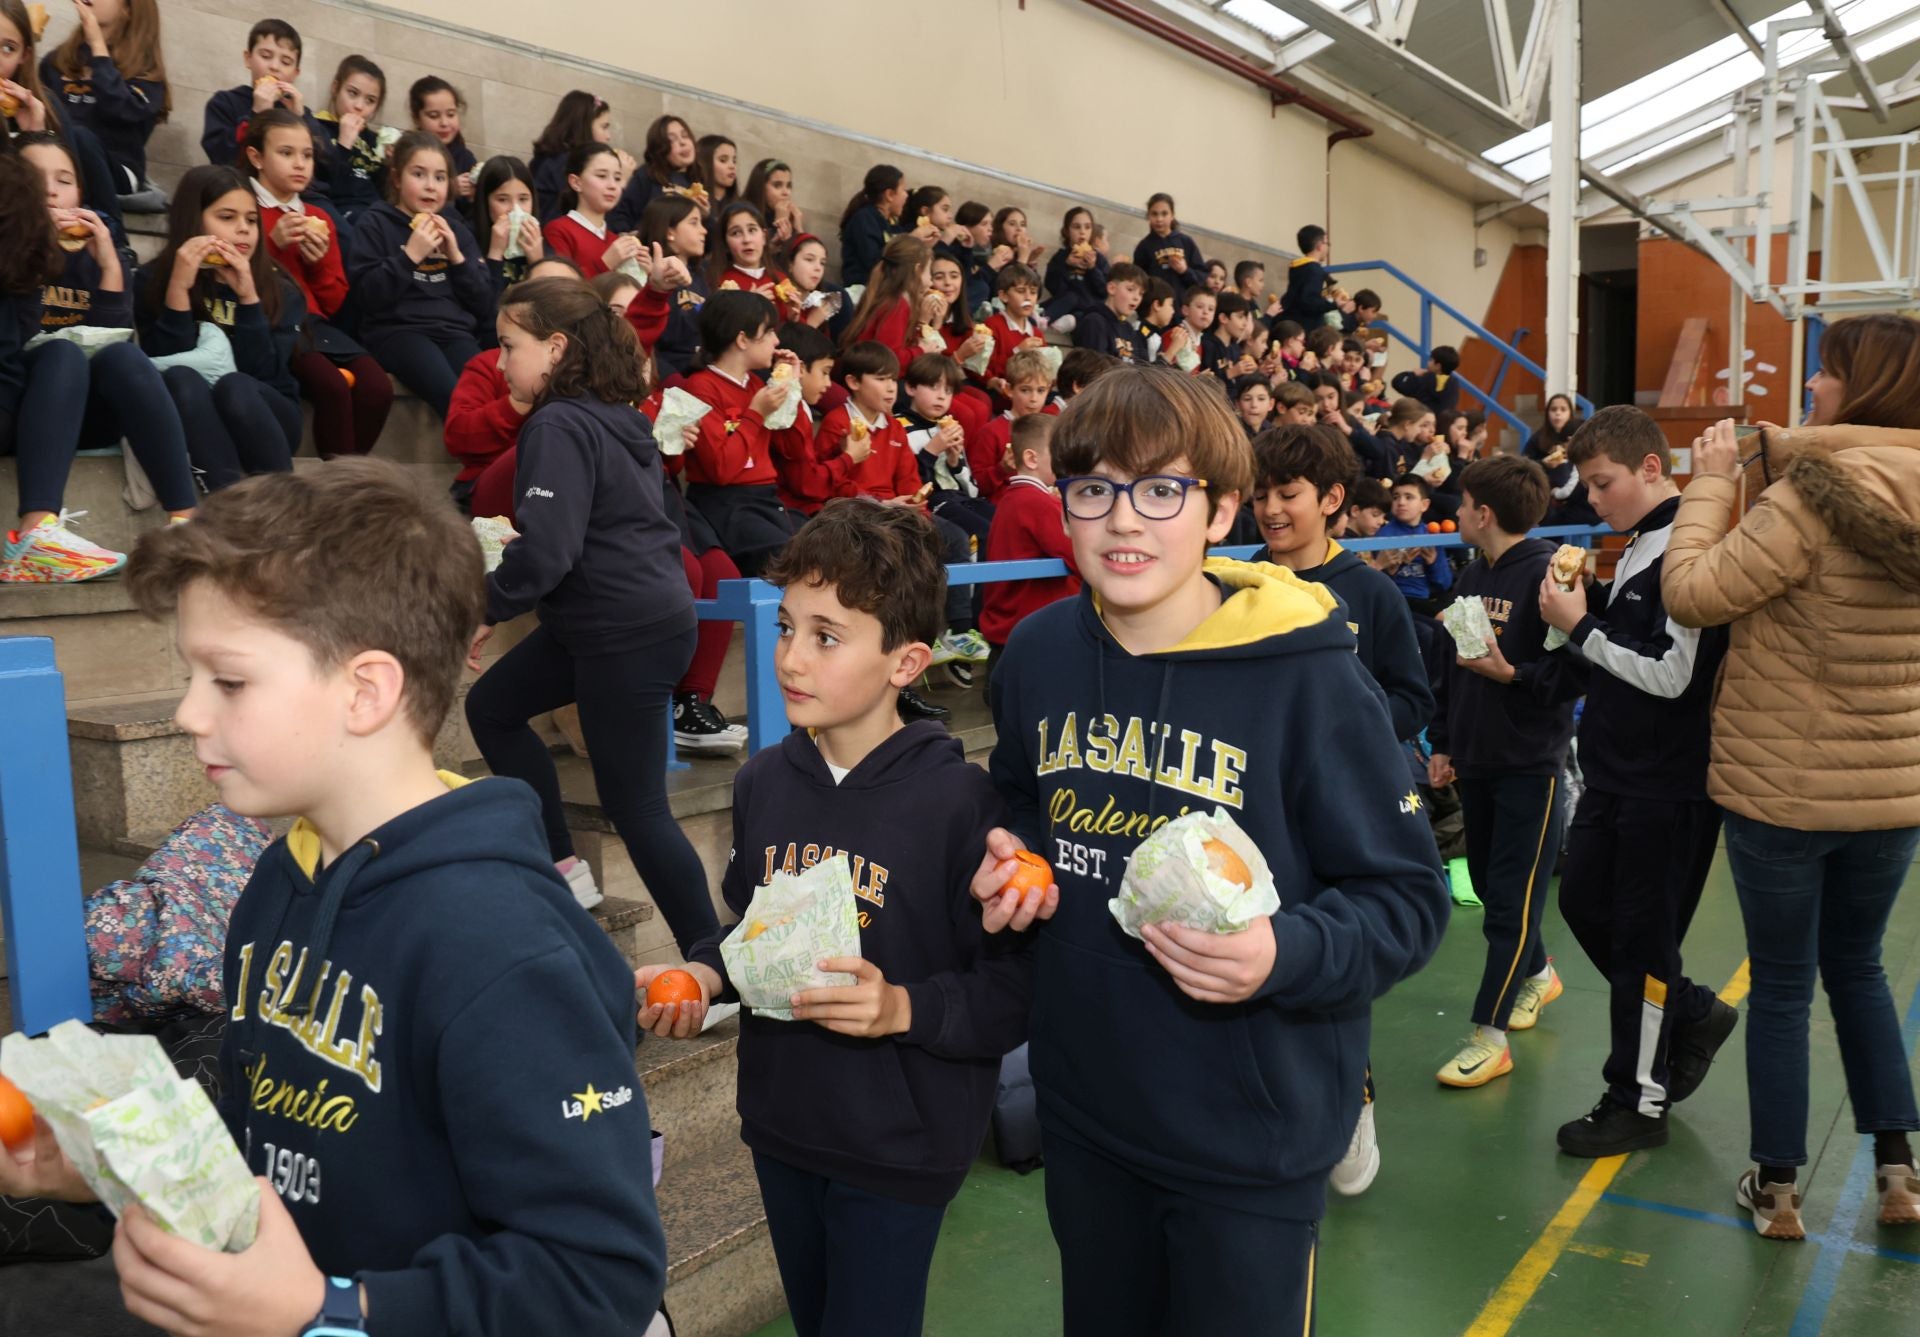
xmin=1662 ymin=313 xmax=1920 ymax=1242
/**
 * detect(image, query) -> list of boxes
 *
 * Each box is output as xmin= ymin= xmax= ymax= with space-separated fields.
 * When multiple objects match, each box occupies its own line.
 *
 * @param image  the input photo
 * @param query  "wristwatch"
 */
xmin=302 ymin=1277 xmax=366 ymax=1336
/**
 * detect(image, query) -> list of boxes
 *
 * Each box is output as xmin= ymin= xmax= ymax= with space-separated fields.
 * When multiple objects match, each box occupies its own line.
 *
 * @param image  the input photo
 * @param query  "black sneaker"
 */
xmin=897 ymin=687 xmax=951 ymax=723
xmin=941 ymin=661 xmax=975 ymax=689
xmin=1668 ymin=997 xmax=1739 ymax=1105
xmin=1557 ymin=1097 xmax=1669 ymax=1158
xmin=672 ymin=693 xmax=747 ymax=756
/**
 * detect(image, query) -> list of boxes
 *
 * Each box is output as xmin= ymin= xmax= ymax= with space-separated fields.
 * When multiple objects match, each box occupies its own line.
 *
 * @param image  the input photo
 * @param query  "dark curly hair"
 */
xmin=765 ymin=499 xmax=947 ymax=651
xmin=499 ymin=277 xmax=646 ymax=407
xmin=0 ymin=150 xmax=58 ymax=295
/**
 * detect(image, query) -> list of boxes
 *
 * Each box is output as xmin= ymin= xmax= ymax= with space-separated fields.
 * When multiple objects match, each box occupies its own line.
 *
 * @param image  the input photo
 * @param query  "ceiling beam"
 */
xmin=1704 ymin=0 xmax=1765 ymax=60
xmin=1809 ymin=0 xmax=1890 ymax=122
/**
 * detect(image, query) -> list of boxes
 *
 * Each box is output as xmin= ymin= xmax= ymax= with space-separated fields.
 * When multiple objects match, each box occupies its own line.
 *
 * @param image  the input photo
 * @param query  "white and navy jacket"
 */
xmin=1568 ymin=495 xmax=1729 ymax=800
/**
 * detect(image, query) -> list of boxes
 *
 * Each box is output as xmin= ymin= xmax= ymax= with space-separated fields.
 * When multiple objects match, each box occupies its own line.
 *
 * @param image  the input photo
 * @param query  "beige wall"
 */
xmin=52 ymin=0 xmax=1517 ymax=325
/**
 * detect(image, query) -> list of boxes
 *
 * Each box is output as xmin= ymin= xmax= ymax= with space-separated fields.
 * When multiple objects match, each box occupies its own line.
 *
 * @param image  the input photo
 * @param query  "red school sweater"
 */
xmin=259 ymin=201 xmax=349 ymax=320
xmin=980 ymin=476 xmax=1081 ymax=646
xmin=443 ymin=351 xmax=524 ymax=483
xmin=817 ymin=404 xmax=919 ymax=501
xmin=542 ymin=213 xmax=616 ymax=279
xmin=770 ymin=401 xmax=858 ymax=515
xmin=981 ymin=311 xmax=1044 ymax=382
xmin=680 ymin=367 xmax=779 ymax=487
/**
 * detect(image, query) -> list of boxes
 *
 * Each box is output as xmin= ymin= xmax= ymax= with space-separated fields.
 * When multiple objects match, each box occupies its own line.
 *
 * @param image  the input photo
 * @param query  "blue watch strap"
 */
xmin=303 ymin=1275 xmax=366 ymax=1336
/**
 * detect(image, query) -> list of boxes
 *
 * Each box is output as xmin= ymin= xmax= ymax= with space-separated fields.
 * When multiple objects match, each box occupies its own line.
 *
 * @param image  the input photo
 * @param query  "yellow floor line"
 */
xmin=1462 ymin=957 xmax=1750 ymax=1336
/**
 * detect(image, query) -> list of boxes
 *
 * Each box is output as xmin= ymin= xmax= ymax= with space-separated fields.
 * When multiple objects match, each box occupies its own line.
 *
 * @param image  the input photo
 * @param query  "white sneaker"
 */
xmin=1329 ymin=1101 xmax=1380 ymax=1196
xmin=560 ymin=858 xmax=604 ymax=910
xmin=0 ymin=511 xmax=127 ymax=584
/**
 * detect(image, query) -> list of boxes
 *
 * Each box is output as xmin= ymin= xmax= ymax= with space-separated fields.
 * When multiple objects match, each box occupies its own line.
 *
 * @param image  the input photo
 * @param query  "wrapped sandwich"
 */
xmin=1542 ymin=544 xmax=1586 ymax=650
xmin=762 ymin=361 xmax=801 ymax=431
xmin=718 ymin=856 xmax=862 ymax=1020
xmin=1440 ymin=595 xmax=1497 ymax=660
xmin=1109 ymin=808 xmax=1279 ymax=938
xmin=651 ymin=387 xmax=712 ymax=456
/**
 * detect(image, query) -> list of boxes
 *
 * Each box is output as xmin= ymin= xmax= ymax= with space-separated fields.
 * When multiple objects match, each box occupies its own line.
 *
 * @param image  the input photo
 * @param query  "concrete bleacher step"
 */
xmin=657 ymin=1139 xmax=784 ymax=1337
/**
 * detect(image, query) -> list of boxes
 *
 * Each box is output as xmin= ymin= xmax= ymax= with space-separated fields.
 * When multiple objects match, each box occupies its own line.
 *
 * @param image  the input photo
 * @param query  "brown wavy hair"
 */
xmin=765 ymin=499 xmax=946 ymax=651
xmin=1050 ymin=365 xmax=1253 ymax=521
xmin=51 ymin=0 xmax=170 ymax=117
xmin=499 ymin=276 xmax=646 ymax=407
xmin=1819 ymin=314 xmax=1920 ymax=428
xmin=0 ymin=152 xmax=57 ymax=294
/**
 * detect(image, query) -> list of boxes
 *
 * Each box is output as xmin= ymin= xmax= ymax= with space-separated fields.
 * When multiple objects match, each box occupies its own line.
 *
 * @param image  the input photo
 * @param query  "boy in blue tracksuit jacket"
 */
xmin=1378 ymin=475 xmax=1454 ymax=611
xmin=650 ymin=502 xmax=1032 ymax=1337
xmin=974 ymin=367 xmax=1447 ymax=1336
xmin=1 ymin=461 xmax=667 ymax=1335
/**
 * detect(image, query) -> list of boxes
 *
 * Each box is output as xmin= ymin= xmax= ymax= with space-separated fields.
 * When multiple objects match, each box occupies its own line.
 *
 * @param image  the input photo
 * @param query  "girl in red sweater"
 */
xmin=707 ymin=201 xmax=785 ymax=304
xmin=840 ymin=234 xmax=943 ymax=381
xmin=243 ymin=109 xmax=393 ymax=458
xmin=779 ymin=233 xmax=839 ymax=330
xmin=541 ymin=143 xmax=642 ymax=280
xmin=677 ymin=290 xmax=798 ymax=573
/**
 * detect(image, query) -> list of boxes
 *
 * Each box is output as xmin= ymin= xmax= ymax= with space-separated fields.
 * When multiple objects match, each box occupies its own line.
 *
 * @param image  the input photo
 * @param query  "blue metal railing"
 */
xmin=697 ymin=523 xmax=1613 ymax=754
xmin=1803 ymin=313 xmax=1827 ymax=422
xmin=1325 ymin=260 xmax=1595 ymax=437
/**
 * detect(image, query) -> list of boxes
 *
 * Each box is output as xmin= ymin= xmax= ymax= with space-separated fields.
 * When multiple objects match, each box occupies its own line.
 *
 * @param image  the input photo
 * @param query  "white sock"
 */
xmin=1476 ymin=1024 xmax=1509 ymax=1049
xmin=1529 ymin=963 xmax=1553 ymax=982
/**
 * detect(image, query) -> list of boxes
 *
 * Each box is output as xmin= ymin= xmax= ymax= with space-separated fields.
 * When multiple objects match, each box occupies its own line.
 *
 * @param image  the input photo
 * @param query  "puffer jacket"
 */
xmin=1662 ymin=425 xmax=1920 ymax=831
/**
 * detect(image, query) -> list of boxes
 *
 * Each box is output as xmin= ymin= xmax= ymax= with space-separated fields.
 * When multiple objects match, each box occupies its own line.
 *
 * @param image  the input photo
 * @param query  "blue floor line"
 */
xmin=1787 ymin=978 xmax=1920 ymax=1334
xmin=1599 ymin=1191 xmax=1920 ymax=1265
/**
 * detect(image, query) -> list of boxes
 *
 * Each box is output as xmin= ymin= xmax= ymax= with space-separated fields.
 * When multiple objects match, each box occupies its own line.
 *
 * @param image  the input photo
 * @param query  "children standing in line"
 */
xmin=973 ymin=366 xmax=1448 ymax=1336
xmin=678 ymin=290 xmax=797 ymax=574
xmin=410 ymin=75 xmax=475 ymax=198
xmin=348 ymin=131 xmax=494 ymax=418
xmin=1131 ymin=192 xmax=1203 ymax=293
xmin=644 ymin=501 xmax=1032 ymax=1337
xmin=4 ymin=135 xmax=195 ymax=583
xmin=474 ymin=154 xmax=546 ymax=299
xmin=41 ymin=0 xmax=169 ymax=207
xmin=465 ymin=278 xmax=719 ymax=948
xmin=243 ymin=111 xmax=394 ymax=459
xmin=1543 ymin=407 xmax=1736 ymax=1155
xmin=528 ymin=89 xmax=613 ymax=220
xmin=200 ymin=18 xmax=327 ymax=169
xmin=314 ymin=54 xmax=388 ymax=218
xmin=9 ymin=457 xmax=670 ymax=1335
xmin=1429 ymin=454 xmax=1582 ymax=1089
xmin=979 ymin=413 xmax=1076 ymax=673
xmin=138 ymin=164 xmax=305 ymax=490
xmin=541 ymin=142 xmax=641 ymax=280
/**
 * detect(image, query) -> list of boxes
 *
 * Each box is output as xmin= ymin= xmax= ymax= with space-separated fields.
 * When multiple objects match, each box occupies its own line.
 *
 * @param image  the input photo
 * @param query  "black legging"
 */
xmin=364 ymin=329 xmax=480 ymax=419
xmin=160 ymin=368 xmax=299 ymax=491
xmin=465 ymin=617 xmax=719 ymax=954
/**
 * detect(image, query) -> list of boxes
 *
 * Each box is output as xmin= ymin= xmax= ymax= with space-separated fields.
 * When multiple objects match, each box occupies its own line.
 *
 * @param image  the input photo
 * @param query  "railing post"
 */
xmin=1421 ymin=295 xmax=1433 ymax=359
xmin=737 ymin=579 xmax=789 ymax=755
xmin=0 ymin=637 xmax=93 ymax=1034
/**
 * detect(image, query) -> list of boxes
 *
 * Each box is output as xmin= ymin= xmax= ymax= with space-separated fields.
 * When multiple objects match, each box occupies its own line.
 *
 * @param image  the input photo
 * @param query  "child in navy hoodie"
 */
xmin=648 ymin=500 xmax=1032 ymax=1337
xmin=199 ymin=18 xmax=329 ymax=170
xmin=0 ymin=458 xmax=668 ymax=1335
xmin=348 ymin=131 xmax=494 ymax=418
xmin=974 ymin=367 xmax=1448 ymax=1336
xmin=1131 ymin=191 xmax=1204 ymax=292
xmin=464 ymin=277 xmax=717 ymax=952
xmin=40 ymin=0 xmax=169 ymax=203
xmin=1429 ymin=454 xmax=1584 ymax=1090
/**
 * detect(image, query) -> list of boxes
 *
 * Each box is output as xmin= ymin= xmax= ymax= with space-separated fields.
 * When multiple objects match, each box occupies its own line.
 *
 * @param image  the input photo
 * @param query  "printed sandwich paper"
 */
xmin=1441 ymin=595 xmax=1497 ymax=661
xmin=1 ymin=1022 xmax=259 ymax=1252
xmin=1110 ymin=808 xmax=1280 ymax=938
xmin=719 ymin=855 xmax=863 ymax=1021
xmin=652 ymin=388 xmax=712 ymax=456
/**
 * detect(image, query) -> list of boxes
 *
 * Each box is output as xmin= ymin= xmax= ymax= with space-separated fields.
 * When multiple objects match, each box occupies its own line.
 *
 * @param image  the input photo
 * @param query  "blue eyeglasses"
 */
xmin=1056 ymin=475 xmax=1209 ymax=521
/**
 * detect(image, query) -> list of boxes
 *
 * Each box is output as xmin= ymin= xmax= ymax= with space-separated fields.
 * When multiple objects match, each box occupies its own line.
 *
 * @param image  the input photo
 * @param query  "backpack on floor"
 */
xmin=991 ymin=1043 xmax=1043 ymax=1173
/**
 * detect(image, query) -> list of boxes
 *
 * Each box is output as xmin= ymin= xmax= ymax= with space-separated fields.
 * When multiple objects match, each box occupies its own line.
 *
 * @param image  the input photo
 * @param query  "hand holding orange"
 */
xmin=645 ymin=969 xmax=704 ymax=1009
xmin=0 ymin=1076 xmax=35 ymax=1152
xmin=1003 ymin=849 xmax=1055 ymax=901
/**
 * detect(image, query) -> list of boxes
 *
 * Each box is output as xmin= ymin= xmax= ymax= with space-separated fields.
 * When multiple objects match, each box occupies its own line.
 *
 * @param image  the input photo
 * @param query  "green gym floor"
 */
xmin=748 ymin=850 xmax=1920 ymax=1336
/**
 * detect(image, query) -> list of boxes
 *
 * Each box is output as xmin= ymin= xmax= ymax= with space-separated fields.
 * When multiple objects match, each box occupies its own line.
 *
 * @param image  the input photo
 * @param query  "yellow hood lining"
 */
xmin=286 ymin=770 xmax=472 ymax=878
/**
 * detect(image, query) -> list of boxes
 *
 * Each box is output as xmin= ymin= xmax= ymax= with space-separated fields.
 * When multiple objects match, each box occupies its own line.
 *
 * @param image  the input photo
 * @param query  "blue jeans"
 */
xmin=1722 ymin=811 xmax=1920 ymax=1166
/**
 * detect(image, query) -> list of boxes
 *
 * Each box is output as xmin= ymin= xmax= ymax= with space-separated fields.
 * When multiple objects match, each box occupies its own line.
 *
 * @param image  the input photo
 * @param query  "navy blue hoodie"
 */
xmin=218 ymin=776 xmax=665 ymax=1335
xmin=838 ymin=203 xmax=901 ymax=287
xmin=1073 ymin=303 xmax=1147 ymax=364
xmin=40 ymin=52 xmax=163 ymax=188
xmin=38 ymin=249 xmax=132 ymax=331
xmin=486 ymin=395 xmax=693 ymax=647
xmin=135 ymin=272 xmax=306 ymax=404
xmin=1262 ymin=540 xmax=1434 ymax=742
xmin=201 ymin=86 xmax=333 ymax=175
xmin=1042 ymin=249 xmax=1109 ymax=321
xmin=1280 ymin=256 xmax=1335 ymax=327
xmin=347 ymin=201 xmax=494 ymax=344
xmin=1131 ymin=229 xmax=1205 ymax=292
xmin=988 ymin=560 xmax=1448 ymax=1220
xmin=686 ymin=724 xmax=1031 ymax=1206
xmin=1428 ymin=537 xmax=1585 ymax=777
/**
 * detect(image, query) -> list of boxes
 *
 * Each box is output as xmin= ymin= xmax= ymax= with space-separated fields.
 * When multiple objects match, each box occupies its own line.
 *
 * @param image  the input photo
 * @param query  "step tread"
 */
xmin=656 ymin=1137 xmax=765 ymax=1284
xmin=637 ymin=1014 xmax=738 ymax=1085
xmin=0 ymin=580 xmax=138 ymax=621
xmin=68 ymin=691 xmax=191 ymax=741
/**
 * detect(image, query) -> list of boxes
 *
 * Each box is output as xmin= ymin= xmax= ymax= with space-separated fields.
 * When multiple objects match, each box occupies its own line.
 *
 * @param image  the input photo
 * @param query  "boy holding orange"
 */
xmin=641 ymin=501 xmax=1031 ymax=1337
xmin=972 ymin=366 xmax=1448 ymax=1335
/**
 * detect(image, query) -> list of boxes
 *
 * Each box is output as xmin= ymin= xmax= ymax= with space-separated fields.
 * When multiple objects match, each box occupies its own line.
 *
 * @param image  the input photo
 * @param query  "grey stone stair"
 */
xmin=657 ymin=1139 xmax=784 ymax=1337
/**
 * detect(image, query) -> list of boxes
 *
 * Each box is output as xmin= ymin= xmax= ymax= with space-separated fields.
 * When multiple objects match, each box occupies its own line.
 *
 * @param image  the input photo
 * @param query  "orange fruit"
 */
xmin=0 ymin=1076 xmax=35 ymax=1151
xmin=1441 ymin=519 xmax=1457 ymax=532
xmin=1426 ymin=521 xmax=1443 ymax=534
xmin=646 ymin=969 xmax=703 ymax=1008
xmin=1004 ymin=849 xmax=1055 ymax=899
xmin=338 ymin=367 xmax=356 ymax=390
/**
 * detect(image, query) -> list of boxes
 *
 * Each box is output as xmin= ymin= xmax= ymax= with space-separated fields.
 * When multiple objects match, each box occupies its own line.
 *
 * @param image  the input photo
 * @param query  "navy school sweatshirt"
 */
xmin=685 ymin=724 xmax=1032 ymax=1206
xmin=651 ymin=276 xmax=708 ymax=381
xmin=1042 ymin=249 xmax=1109 ymax=321
xmin=201 ymin=85 xmax=332 ymax=174
xmin=347 ymin=201 xmax=494 ymax=345
xmin=1280 ymin=256 xmax=1335 ymax=327
xmin=1428 ymin=537 xmax=1585 ymax=778
xmin=315 ymin=115 xmax=387 ymax=218
xmin=0 ymin=294 xmax=40 ymax=441
xmin=1072 ymin=304 xmax=1147 ymax=364
xmin=1261 ymin=540 xmax=1434 ymax=742
xmin=40 ymin=52 xmax=163 ymax=188
xmin=135 ymin=272 xmax=306 ymax=404
xmin=529 ymin=151 xmax=568 ymax=222
xmin=1568 ymin=496 xmax=1728 ymax=801
xmin=485 ymin=394 xmax=694 ymax=646
xmin=987 ymin=559 xmax=1449 ymax=1220
xmin=218 ymin=775 xmax=665 ymax=1335
xmin=1131 ymin=229 xmax=1205 ymax=292
xmin=837 ymin=202 xmax=900 ymax=287
xmin=39 ymin=248 xmax=132 ymax=330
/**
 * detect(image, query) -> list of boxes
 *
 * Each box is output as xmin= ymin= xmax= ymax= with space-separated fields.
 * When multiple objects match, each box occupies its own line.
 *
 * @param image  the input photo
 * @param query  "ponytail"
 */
xmin=840 ymin=163 xmax=903 ymax=228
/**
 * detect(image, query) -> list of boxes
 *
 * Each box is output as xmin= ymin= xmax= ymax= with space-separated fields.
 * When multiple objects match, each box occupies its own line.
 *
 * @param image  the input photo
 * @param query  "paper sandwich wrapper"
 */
xmin=652 ymin=388 xmax=712 ymax=456
xmin=1440 ymin=595 xmax=1497 ymax=660
xmin=1109 ymin=807 xmax=1281 ymax=938
xmin=1 ymin=1022 xmax=259 ymax=1253
xmin=719 ymin=855 xmax=863 ymax=1021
